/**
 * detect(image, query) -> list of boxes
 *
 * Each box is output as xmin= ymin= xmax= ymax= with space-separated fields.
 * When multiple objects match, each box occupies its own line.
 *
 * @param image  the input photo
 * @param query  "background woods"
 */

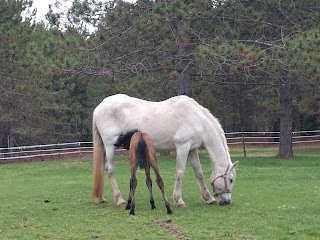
xmin=0 ymin=0 xmax=319 ymax=157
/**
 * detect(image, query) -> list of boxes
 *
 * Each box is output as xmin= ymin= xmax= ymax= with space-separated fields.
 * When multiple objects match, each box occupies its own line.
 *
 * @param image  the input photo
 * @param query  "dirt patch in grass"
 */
xmin=154 ymin=219 xmax=189 ymax=240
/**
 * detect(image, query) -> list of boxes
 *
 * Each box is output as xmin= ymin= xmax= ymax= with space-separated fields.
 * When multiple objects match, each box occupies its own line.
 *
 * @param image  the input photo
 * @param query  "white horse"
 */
xmin=92 ymin=94 xmax=238 ymax=207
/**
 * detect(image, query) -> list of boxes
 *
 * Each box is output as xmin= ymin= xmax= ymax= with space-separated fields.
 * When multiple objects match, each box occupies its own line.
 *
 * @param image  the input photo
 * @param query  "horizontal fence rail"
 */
xmin=1 ymin=130 xmax=320 ymax=163
xmin=225 ymin=130 xmax=320 ymax=145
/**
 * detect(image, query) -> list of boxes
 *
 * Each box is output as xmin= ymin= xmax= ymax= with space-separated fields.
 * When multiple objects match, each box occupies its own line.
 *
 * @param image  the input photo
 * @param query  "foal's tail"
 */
xmin=137 ymin=135 xmax=147 ymax=169
xmin=92 ymin=119 xmax=105 ymax=202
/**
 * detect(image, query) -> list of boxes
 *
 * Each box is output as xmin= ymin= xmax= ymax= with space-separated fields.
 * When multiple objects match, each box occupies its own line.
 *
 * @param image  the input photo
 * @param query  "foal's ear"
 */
xmin=232 ymin=161 xmax=239 ymax=169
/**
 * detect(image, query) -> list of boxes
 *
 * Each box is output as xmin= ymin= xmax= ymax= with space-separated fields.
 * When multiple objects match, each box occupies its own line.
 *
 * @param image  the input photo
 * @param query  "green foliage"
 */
xmin=0 ymin=0 xmax=42 ymax=146
xmin=1 ymin=0 xmax=320 ymax=147
xmin=285 ymin=28 xmax=320 ymax=78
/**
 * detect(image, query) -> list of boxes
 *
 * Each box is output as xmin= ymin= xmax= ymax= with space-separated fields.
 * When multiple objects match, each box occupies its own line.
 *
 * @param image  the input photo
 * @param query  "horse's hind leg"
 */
xmin=145 ymin=162 xmax=156 ymax=209
xmin=173 ymin=144 xmax=189 ymax=208
xmin=189 ymin=149 xmax=217 ymax=205
xmin=105 ymin=146 xmax=127 ymax=207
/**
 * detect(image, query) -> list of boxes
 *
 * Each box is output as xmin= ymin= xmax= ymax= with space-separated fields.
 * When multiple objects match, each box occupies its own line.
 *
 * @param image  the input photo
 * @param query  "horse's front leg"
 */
xmin=105 ymin=146 xmax=126 ymax=207
xmin=173 ymin=144 xmax=189 ymax=208
xmin=189 ymin=149 xmax=217 ymax=205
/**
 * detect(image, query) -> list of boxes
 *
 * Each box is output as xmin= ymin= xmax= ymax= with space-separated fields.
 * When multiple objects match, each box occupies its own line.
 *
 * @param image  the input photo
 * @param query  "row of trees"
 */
xmin=0 ymin=0 xmax=319 ymax=157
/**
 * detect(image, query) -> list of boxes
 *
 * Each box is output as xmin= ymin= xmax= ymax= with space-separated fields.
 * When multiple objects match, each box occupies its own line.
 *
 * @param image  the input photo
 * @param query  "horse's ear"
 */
xmin=232 ymin=161 xmax=239 ymax=169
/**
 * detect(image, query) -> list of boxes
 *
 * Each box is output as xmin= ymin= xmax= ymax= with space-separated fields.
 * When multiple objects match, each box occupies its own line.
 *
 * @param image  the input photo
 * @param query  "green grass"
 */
xmin=0 ymin=150 xmax=319 ymax=239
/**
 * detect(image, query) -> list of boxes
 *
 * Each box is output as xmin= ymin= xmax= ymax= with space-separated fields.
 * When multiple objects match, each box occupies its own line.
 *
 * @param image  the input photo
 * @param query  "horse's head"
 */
xmin=211 ymin=161 xmax=239 ymax=206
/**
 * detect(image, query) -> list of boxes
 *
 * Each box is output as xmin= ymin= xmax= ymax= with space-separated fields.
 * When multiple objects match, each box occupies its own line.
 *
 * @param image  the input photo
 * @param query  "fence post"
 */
xmin=58 ymin=143 xmax=60 ymax=160
xmin=241 ymin=128 xmax=247 ymax=157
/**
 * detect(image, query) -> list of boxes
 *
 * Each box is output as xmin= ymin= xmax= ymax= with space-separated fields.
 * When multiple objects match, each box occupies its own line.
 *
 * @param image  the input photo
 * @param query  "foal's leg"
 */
xmin=149 ymin=159 xmax=173 ymax=215
xmin=127 ymin=168 xmax=138 ymax=215
xmin=173 ymin=144 xmax=190 ymax=208
xmin=125 ymin=180 xmax=132 ymax=211
xmin=105 ymin=145 xmax=126 ymax=207
xmin=145 ymin=162 xmax=156 ymax=209
xmin=125 ymin=170 xmax=133 ymax=211
xmin=189 ymin=149 xmax=217 ymax=205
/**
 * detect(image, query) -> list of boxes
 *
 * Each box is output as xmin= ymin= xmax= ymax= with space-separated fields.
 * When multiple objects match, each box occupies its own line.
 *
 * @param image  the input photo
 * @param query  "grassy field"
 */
xmin=0 ymin=147 xmax=319 ymax=239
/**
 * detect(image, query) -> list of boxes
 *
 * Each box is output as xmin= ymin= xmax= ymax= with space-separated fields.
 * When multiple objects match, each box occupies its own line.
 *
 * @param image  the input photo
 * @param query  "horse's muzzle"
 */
xmin=219 ymin=199 xmax=231 ymax=206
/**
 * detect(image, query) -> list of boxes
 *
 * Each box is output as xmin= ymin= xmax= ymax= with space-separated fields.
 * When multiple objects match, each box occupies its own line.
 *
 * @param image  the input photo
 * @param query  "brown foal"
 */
xmin=115 ymin=130 xmax=173 ymax=215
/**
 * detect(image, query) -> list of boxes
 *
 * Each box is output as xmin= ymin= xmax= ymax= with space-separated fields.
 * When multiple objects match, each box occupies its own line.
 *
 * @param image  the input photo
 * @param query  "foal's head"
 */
xmin=114 ymin=129 xmax=140 ymax=150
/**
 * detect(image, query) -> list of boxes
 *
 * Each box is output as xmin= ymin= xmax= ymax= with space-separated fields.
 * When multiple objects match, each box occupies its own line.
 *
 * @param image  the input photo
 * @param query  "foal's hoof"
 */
xmin=130 ymin=210 xmax=135 ymax=215
xmin=167 ymin=209 xmax=173 ymax=215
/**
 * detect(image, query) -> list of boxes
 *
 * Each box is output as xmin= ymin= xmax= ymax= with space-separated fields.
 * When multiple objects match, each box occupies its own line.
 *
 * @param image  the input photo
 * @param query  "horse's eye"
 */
xmin=230 ymin=179 xmax=234 ymax=183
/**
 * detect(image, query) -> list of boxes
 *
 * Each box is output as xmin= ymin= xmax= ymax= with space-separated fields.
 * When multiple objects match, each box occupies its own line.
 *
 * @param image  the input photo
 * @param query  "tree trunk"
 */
xmin=178 ymin=64 xmax=191 ymax=96
xmin=279 ymin=83 xmax=293 ymax=157
xmin=176 ymin=19 xmax=192 ymax=96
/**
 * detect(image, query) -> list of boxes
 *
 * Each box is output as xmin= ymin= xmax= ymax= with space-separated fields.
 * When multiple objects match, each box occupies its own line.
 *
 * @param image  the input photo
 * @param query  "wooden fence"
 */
xmin=1 ymin=130 xmax=319 ymax=163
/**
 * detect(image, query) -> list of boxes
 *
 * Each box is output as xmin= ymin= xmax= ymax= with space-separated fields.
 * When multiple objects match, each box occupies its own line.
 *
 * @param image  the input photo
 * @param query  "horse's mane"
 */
xmin=180 ymin=96 xmax=230 ymax=155
xmin=114 ymin=129 xmax=140 ymax=150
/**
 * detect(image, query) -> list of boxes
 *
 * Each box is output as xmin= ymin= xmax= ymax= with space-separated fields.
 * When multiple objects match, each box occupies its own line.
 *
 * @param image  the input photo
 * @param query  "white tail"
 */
xmin=92 ymin=120 xmax=106 ymax=202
